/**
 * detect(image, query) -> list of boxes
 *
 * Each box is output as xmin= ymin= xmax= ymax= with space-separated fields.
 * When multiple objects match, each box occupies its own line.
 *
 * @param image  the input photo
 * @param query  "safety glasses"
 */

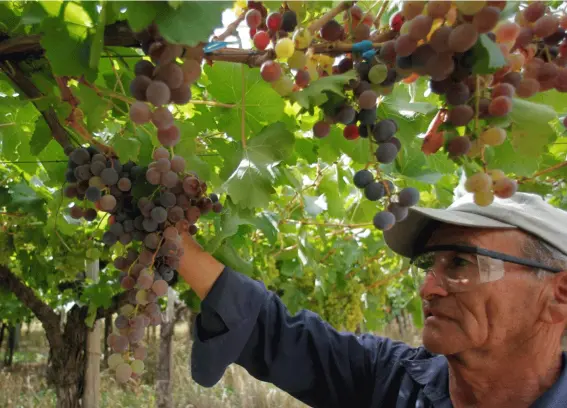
xmin=409 ymin=244 xmax=562 ymax=293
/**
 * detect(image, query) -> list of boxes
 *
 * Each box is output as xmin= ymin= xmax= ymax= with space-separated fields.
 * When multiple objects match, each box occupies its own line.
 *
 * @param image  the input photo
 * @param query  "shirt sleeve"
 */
xmin=190 ymin=266 xmax=415 ymax=408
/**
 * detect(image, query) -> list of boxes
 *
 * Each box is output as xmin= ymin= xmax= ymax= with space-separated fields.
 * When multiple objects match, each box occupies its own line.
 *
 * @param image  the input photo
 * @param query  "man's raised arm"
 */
xmin=177 ymin=233 xmax=415 ymax=408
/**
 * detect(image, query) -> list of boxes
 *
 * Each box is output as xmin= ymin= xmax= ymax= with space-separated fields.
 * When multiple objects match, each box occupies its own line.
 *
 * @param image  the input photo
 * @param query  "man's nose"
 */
xmin=419 ymin=272 xmax=449 ymax=300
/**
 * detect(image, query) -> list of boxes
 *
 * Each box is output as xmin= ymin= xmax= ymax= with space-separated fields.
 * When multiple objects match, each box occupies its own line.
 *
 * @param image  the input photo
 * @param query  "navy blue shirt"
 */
xmin=190 ymin=267 xmax=567 ymax=407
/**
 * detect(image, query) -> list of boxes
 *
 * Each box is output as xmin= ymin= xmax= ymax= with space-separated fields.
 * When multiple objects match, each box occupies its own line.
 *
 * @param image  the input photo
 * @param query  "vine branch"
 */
xmin=0 ymin=265 xmax=62 ymax=347
xmin=518 ymin=160 xmax=567 ymax=183
xmin=0 ymin=61 xmax=73 ymax=151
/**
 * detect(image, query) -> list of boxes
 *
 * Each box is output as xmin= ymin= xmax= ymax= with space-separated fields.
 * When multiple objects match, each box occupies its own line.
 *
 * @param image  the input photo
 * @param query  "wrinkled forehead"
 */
xmin=422 ymin=223 xmax=524 ymax=255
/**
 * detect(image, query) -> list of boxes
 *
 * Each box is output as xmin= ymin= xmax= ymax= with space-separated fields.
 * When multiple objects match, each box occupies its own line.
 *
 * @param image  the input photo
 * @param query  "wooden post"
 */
xmin=83 ymin=259 xmax=101 ymax=408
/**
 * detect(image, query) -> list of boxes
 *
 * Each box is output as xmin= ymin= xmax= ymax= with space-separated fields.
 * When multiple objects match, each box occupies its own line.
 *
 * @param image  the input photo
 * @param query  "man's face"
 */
xmin=419 ymin=225 xmax=551 ymax=356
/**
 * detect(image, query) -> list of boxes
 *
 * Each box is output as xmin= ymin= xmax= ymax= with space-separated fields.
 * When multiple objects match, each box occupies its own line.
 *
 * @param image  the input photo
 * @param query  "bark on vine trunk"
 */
xmin=103 ymin=315 xmax=111 ymax=368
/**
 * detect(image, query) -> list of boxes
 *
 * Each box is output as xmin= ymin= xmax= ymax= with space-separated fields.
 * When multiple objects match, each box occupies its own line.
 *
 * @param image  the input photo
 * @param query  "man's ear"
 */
xmin=540 ymin=271 xmax=567 ymax=324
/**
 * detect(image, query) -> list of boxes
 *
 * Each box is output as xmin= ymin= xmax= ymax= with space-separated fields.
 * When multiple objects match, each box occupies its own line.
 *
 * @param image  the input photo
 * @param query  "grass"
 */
xmin=0 ymin=320 xmax=421 ymax=408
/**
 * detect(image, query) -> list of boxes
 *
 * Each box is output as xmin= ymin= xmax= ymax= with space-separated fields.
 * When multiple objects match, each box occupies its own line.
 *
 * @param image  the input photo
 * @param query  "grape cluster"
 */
xmin=465 ymin=169 xmax=518 ymax=206
xmin=129 ymin=27 xmax=203 ymax=147
xmin=352 ymin=168 xmax=420 ymax=231
xmin=63 ymin=145 xmax=222 ymax=384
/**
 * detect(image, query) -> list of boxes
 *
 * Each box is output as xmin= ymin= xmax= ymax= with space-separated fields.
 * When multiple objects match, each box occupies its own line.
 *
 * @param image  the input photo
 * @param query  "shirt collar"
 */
xmin=400 ymin=350 xmax=567 ymax=406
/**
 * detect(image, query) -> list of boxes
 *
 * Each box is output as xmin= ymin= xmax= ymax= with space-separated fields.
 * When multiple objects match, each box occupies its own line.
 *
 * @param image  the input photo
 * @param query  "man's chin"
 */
xmin=422 ymin=328 xmax=464 ymax=355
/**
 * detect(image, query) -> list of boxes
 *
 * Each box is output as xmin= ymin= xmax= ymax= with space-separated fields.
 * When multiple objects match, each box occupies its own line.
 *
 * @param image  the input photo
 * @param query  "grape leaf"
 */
xmin=117 ymin=1 xmax=163 ymax=32
xmin=223 ymin=122 xmax=294 ymax=209
xmin=290 ymin=71 xmax=358 ymax=109
xmin=508 ymin=98 xmax=557 ymax=157
xmin=29 ymin=118 xmax=52 ymax=156
xmin=73 ymin=84 xmax=110 ymax=132
xmin=40 ymin=17 xmax=97 ymax=82
xmin=471 ymin=34 xmax=507 ymax=75
xmin=111 ymin=136 xmax=141 ymax=163
xmin=155 ymin=2 xmax=231 ymax=46
xmin=204 ymin=62 xmax=285 ymax=139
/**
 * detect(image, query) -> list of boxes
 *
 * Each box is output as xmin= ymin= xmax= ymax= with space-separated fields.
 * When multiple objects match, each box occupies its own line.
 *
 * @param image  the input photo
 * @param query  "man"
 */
xmin=178 ymin=192 xmax=567 ymax=407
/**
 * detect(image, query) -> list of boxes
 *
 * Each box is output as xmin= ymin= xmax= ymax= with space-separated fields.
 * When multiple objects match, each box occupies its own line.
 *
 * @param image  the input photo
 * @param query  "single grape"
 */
xmin=524 ymin=1 xmax=546 ymax=23
xmin=146 ymin=168 xmax=161 ymax=185
xmin=275 ymin=38 xmax=295 ymax=59
xmin=473 ymin=7 xmax=500 ymax=33
xmin=492 ymin=83 xmax=515 ymax=99
xmin=353 ymin=24 xmax=371 ymax=42
xmin=111 ymin=335 xmax=128 ymax=353
xmin=109 ymin=222 xmax=124 ymax=237
xmin=398 ymin=187 xmax=420 ymax=207
xmin=402 ymin=1 xmax=424 ymax=19
xmin=129 ymin=75 xmax=152 ymax=101
xmin=133 ymin=345 xmax=148 ymax=361
xmin=253 ymin=31 xmax=270 ymax=50
xmin=121 ymin=275 xmax=136 ymax=290
xmin=358 ymin=109 xmax=377 ymax=126
xmin=84 ymin=208 xmax=97 ymax=221
xmin=455 ymin=1 xmax=485 ymax=15
xmin=260 ymin=61 xmax=282 ymax=83
xmin=185 ymin=206 xmax=201 ymax=224
xmin=516 ymin=78 xmax=540 ymax=98
xmin=368 ymin=64 xmax=388 ymax=84
xmin=142 ymin=218 xmax=158 ymax=233
xmin=445 ymin=82 xmax=470 ymax=106
xmin=387 ymin=202 xmax=409 ymax=222
xmin=373 ymin=120 xmax=396 ymax=143
xmin=152 ymin=107 xmax=174 ymax=130
xmin=146 ymin=81 xmax=171 ymax=107
xmin=427 ymin=0 xmax=452 ymax=19
xmin=85 ymin=186 xmax=101 ymax=202
xmin=408 ymin=15 xmax=433 ymax=41
xmin=152 ymin=279 xmax=169 ymax=297
xmin=117 ymin=178 xmax=131 ymax=192
xmin=447 ymin=136 xmax=472 ymax=157
xmin=448 ymin=105 xmax=474 ymax=126
xmin=480 ymin=127 xmax=506 ymax=146
xmin=155 ymin=63 xmax=183 ymax=90
xmin=157 ymin=125 xmax=180 ymax=147
xmin=246 ymin=9 xmax=262 ymax=28
xmin=394 ymin=34 xmax=418 ymax=57
xmin=373 ymin=211 xmax=396 ymax=231
xmin=375 ymin=143 xmax=398 ymax=164
xmin=465 ymin=172 xmax=492 ymax=193
xmin=429 ymin=26 xmax=452 ymax=53
xmin=295 ymin=70 xmax=310 ymax=88
xmin=448 ymin=24 xmax=478 ymax=53
xmin=364 ymin=182 xmax=385 ymax=201
xmin=129 ymin=102 xmax=152 ymax=124
xmin=343 ymin=124 xmax=359 ymax=140
xmin=161 ymin=171 xmax=179 ymax=189
xmin=267 ymin=12 xmax=283 ymax=31
xmin=108 ymin=353 xmax=124 ymax=370
xmin=313 ymin=121 xmax=330 ymax=138
xmin=488 ymin=96 xmax=512 ymax=116
xmin=100 ymin=195 xmax=117 ymax=212
xmin=474 ymin=190 xmax=495 ymax=206
xmin=493 ymin=177 xmax=518 ymax=199
xmin=144 ymin=233 xmax=160 ymax=250
xmin=150 ymin=206 xmax=168 ymax=223
xmin=168 ymin=206 xmax=184 ymax=223
xmin=131 ymin=359 xmax=145 ymax=375
xmin=533 ymin=15 xmax=558 ymax=39
xmin=134 ymin=60 xmax=154 ymax=77
xmin=181 ymin=59 xmax=201 ymax=85
xmin=320 ymin=20 xmax=343 ymax=42
xmin=170 ymin=84 xmax=192 ymax=105
xmin=100 ymin=168 xmax=119 ymax=186
xmin=74 ymin=165 xmax=92 ymax=181
xmin=114 ymin=315 xmax=129 ymax=330
xmin=271 ymin=76 xmax=294 ymax=97
xmin=115 ymin=363 xmax=133 ymax=383
xmin=281 ymin=10 xmax=297 ymax=32
xmin=170 ymin=155 xmax=186 ymax=173
xmin=335 ymin=106 xmax=356 ymax=125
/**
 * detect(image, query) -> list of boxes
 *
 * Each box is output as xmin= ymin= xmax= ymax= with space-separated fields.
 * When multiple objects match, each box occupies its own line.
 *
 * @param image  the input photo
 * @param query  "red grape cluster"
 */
xmin=63 ymin=145 xmax=222 ymax=384
xmin=129 ymin=27 xmax=203 ymax=147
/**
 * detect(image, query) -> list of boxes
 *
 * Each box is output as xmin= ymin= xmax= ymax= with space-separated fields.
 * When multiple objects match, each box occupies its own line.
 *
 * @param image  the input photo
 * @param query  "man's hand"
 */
xmin=177 ymin=231 xmax=225 ymax=300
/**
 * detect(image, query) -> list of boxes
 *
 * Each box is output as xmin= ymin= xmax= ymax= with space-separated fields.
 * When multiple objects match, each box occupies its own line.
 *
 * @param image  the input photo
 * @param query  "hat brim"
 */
xmin=383 ymin=206 xmax=517 ymax=259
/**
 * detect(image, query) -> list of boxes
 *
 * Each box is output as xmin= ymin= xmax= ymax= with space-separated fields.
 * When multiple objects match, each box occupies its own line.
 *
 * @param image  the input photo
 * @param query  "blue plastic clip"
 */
xmin=203 ymin=41 xmax=239 ymax=53
xmin=351 ymin=40 xmax=373 ymax=53
xmin=362 ymin=49 xmax=377 ymax=60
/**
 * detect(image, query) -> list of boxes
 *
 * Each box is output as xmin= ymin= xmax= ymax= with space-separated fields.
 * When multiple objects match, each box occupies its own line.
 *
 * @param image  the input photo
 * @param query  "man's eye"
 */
xmin=450 ymin=256 xmax=470 ymax=268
